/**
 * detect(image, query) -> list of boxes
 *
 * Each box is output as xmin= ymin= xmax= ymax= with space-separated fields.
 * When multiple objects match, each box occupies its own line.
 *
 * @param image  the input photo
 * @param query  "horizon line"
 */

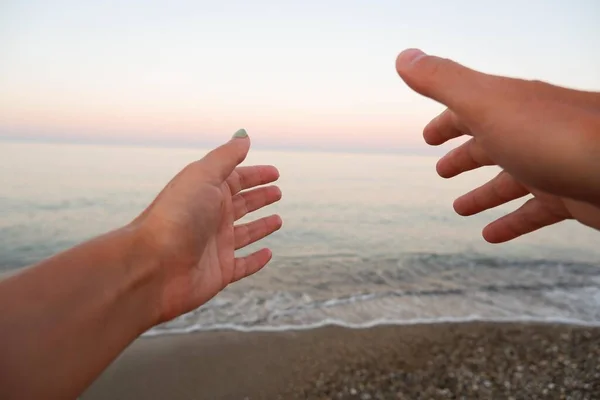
xmin=0 ymin=135 xmax=448 ymax=157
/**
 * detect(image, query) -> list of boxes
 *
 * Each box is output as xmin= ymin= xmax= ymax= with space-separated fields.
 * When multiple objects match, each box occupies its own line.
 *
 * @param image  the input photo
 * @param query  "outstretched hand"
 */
xmin=396 ymin=49 xmax=600 ymax=243
xmin=0 ymin=130 xmax=282 ymax=400
xmin=133 ymin=129 xmax=282 ymax=322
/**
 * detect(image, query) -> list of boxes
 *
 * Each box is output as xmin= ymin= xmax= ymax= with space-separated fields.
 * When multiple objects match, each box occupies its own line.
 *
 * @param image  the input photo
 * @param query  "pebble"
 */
xmin=296 ymin=324 xmax=600 ymax=399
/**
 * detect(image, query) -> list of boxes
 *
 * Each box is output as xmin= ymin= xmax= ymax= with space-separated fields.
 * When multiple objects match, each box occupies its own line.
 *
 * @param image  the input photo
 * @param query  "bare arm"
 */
xmin=0 ymin=131 xmax=283 ymax=399
xmin=0 ymin=228 xmax=160 ymax=399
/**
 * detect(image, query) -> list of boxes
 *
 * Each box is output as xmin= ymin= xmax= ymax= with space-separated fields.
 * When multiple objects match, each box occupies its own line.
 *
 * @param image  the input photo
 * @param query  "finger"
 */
xmin=423 ymin=109 xmax=471 ymax=146
xmin=231 ymin=248 xmax=273 ymax=283
xmin=226 ymin=165 xmax=280 ymax=196
xmin=200 ymin=129 xmax=251 ymax=184
xmin=454 ymin=171 xmax=529 ymax=216
xmin=395 ymin=49 xmax=491 ymax=115
xmin=397 ymin=49 xmax=600 ymax=118
xmin=233 ymin=185 xmax=282 ymax=221
xmin=482 ymin=198 xmax=566 ymax=243
xmin=436 ymin=138 xmax=494 ymax=178
xmin=234 ymin=214 xmax=283 ymax=250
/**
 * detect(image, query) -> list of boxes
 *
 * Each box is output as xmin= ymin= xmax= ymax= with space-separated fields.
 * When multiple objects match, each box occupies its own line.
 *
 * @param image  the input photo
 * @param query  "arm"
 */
xmin=0 ymin=227 xmax=160 ymax=399
xmin=0 ymin=131 xmax=282 ymax=400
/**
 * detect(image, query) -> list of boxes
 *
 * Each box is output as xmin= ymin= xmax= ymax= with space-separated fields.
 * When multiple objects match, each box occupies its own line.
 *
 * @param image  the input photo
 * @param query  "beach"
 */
xmin=4 ymin=144 xmax=600 ymax=399
xmin=83 ymin=322 xmax=600 ymax=399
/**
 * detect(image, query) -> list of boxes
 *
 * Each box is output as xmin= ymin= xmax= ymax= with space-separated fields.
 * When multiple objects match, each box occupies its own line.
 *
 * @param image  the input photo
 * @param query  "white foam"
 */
xmin=142 ymin=315 xmax=600 ymax=337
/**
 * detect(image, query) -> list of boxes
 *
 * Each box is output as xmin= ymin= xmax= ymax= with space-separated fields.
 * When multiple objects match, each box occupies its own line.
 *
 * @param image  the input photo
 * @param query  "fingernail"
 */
xmin=232 ymin=128 xmax=248 ymax=139
xmin=397 ymin=48 xmax=427 ymax=67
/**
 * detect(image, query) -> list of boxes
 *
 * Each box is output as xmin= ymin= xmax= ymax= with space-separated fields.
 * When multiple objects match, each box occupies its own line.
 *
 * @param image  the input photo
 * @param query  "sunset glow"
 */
xmin=1 ymin=0 xmax=599 ymax=151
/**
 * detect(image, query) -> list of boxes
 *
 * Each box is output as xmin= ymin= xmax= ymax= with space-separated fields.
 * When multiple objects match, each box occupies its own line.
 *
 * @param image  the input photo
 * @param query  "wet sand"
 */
xmin=83 ymin=322 xmax=600 ymax=399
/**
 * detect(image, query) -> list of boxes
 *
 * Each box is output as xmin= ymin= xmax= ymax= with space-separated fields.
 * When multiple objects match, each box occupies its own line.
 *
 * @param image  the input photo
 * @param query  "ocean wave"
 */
xmin=141 ymin=254 xmax=600 ymax=336
xmin=143 ymin=316 xmax=600 ymax=337
xmin=146 ymin=283 xmax=600 ymax=337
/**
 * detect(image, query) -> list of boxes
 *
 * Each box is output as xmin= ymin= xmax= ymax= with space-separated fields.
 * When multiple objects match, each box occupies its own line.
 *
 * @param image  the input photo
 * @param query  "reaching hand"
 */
xmin=132 ymin=129 xmax=283 ymax=322
xmin=396 ymin=49 xmax=600 ymax=242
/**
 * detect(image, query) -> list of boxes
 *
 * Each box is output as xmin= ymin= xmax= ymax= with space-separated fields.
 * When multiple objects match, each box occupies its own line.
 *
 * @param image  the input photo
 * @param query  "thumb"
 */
xmin=395 ymin=49 xmax=489 ymax=114
xmin=201 ymin=129 xmax=251 ymax=183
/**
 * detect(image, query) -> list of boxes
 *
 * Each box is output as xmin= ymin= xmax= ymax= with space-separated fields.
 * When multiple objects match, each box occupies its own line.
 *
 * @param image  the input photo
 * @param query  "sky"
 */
xmin=1 ymin=0 xmax=599 ymax=152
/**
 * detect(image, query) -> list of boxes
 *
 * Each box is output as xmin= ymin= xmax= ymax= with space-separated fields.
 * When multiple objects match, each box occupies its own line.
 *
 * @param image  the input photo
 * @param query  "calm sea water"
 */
xmin=1 ymin=141 xmax=599 ymax=334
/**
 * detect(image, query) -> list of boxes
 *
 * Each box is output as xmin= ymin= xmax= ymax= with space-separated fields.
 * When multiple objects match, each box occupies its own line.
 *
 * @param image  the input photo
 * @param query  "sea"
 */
xmin=1 ymin=141 xmax=600 ymax=336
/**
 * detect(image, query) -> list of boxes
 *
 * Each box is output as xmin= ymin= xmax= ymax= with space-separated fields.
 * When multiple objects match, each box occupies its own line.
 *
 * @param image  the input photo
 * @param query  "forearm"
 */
xmin=0 ymin=226 xmax=161 ymax=400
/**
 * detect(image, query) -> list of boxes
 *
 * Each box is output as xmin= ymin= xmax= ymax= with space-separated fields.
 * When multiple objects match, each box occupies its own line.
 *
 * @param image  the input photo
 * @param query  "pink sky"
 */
xmin=1 ymin=1 xmax=598 ymax=152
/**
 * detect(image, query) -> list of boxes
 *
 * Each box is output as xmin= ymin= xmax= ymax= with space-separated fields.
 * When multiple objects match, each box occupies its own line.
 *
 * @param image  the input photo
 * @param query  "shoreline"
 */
xmin=83 ymin=321 xmax=600 ymax=399
xmin=142 ymin=317 xmax=600 ymax=337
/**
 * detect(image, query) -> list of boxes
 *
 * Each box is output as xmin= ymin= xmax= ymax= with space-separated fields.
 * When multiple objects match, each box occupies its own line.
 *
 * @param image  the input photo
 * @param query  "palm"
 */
xmin=194 ymin=182 xmax=238 ymax=304
xmin=137 ymin=135 xmax=282 ymax=323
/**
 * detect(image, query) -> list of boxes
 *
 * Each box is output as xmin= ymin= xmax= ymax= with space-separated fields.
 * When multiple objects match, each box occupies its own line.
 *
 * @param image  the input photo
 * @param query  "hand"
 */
xmin=132 ymin=130 xmax=282 ymax=322
xmin=0 ymin=130 xmax=282 ymax=400
xmin=395 ymin=49 xmax=600 ymax=242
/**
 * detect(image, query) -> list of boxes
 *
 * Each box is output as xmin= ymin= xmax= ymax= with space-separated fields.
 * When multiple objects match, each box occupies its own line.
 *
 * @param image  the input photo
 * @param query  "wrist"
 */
xmin=117 ymin=224 xmax=165 ymax=331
